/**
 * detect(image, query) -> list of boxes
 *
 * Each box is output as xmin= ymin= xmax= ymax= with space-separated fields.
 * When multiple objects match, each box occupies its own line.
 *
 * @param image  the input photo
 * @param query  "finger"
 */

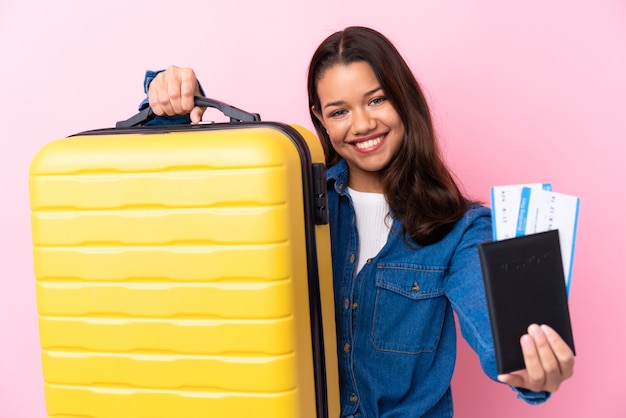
xmin=497 ymin=369 xmax=528 ymax=388
xmin=164 ymin=67 xmax=184 ymax=115
xmin=542 ymin=324 xmax=575 ymax=380
xmin=147 ymin=72 xmax=165 ymax=116
xmin=179 ymin=68 xmax=199 ymax=113
xmin=529 ymin=324 xmax=562 ymax=392
xmin=190 ymin=106 xmax=206 ymax=124
xmin=497 ymin=333 xmax=539 ymax=389
xmin=519 ymin=328 xmax=547 ymax=392
xmin=151 ymin=71 xmax=177 ymax=116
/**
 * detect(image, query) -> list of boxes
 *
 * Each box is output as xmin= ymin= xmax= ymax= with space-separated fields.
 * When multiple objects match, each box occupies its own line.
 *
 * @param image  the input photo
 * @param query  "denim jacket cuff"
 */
xmin=512 ymin=386 xmax=551 ymax=405
xmin=139 ymin=70 xmax=164 ymax=111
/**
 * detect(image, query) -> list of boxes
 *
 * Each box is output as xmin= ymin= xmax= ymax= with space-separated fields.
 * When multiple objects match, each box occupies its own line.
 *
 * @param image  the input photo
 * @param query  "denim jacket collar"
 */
xmin=327 ymin=159 xmax=349 ymax=196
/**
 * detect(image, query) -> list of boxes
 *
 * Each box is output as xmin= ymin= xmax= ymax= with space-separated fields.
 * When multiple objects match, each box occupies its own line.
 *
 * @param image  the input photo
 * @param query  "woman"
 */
xmin=144 ymin=26 xmax=574 ymax=417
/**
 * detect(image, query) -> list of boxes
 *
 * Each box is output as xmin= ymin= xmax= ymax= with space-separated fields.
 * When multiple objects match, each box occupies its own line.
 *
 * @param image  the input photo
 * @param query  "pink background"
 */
xmin=1 ymin=0 xmax=625 ymax=416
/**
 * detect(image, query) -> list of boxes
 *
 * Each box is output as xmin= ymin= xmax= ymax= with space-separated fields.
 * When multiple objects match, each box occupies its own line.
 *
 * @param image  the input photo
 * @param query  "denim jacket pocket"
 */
xmin=370 ymin=264 xmax=447 ymax=354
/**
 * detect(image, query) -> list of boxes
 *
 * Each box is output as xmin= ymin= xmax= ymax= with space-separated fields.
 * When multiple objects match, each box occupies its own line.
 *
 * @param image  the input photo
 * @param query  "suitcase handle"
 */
xmin=116 ymin=96 xmax=261 ymax=128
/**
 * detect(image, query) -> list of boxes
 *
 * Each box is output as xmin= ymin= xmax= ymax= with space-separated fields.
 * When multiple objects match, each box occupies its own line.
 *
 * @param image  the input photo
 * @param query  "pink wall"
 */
xmin=2 ymin=0 xmax=625 ymax=416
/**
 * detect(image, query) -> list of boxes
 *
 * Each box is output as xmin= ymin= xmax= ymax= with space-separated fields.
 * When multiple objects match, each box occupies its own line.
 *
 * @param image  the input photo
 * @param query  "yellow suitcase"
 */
xmin=29 ymin=98 xmax=339 ymax=418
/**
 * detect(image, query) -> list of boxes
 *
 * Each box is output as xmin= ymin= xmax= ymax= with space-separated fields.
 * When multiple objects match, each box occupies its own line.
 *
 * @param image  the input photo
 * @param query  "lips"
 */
xmin=353 ymin=135 xmax=385 ymax=150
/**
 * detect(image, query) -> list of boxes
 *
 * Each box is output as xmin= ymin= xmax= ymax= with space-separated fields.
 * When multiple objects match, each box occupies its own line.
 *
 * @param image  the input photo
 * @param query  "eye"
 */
xmin=369 ymin=96 xmax=387 ymax=106
xmin=329 ymin=109 xmax=348 ymax=118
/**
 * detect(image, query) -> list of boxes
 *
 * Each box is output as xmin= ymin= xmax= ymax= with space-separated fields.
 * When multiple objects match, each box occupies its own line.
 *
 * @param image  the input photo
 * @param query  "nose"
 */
xmin=351 ymin=108 xmax=376 ymax=135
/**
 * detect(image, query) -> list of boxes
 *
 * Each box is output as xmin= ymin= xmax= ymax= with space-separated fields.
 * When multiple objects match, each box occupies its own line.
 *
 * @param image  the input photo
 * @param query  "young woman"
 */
xmin=143 ymin=26 xmax=574 ymax=417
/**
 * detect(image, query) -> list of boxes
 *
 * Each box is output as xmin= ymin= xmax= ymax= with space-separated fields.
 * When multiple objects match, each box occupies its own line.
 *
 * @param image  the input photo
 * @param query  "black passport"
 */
xmin=478 ymin=230 xmax=575 ymax=374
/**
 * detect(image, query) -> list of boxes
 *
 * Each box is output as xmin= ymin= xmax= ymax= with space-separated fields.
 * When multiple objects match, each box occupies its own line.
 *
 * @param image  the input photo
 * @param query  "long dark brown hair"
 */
xmin=307 ymin=26 xmax=473 ymax=245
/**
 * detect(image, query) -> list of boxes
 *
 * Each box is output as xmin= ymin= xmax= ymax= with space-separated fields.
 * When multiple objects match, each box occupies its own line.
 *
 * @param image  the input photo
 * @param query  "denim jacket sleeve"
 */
xmin=445 ymin=206 xmax=551 ymax=404
xmin=139 ymin=69 xmax=205 ymax=126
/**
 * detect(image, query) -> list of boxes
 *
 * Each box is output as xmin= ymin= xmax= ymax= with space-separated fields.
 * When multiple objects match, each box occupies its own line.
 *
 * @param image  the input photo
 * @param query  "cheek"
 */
xmin=327 ymin=133 xmax=342 ymax=149
xmin=325 ymin=121 xmax=348 ymax=143
xmin=391 ymin=117 xmax=406 ymax=143
xmin=325 ymin=128 xmax=350 ymax=156
xmin=322 ymin=125 xmax=335 ymax=141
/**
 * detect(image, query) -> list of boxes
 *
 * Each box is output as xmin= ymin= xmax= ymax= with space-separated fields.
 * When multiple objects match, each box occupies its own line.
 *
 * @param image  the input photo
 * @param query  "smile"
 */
xmin=354 ymin=135 xmax=385 ymax=150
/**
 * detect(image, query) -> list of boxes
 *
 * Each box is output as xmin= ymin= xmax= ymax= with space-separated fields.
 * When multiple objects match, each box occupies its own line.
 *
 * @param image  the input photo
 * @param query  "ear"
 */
xmin=311 ymin=105 xmax=325 ymax=128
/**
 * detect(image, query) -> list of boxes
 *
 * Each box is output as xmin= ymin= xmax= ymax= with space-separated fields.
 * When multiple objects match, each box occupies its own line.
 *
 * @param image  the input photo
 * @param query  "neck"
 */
xmin=348 ymin=171 xmax=384 ymax=193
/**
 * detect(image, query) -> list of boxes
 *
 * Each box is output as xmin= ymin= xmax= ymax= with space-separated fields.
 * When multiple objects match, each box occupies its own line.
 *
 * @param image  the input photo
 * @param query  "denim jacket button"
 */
xmin=352 ymin=302 xmax=359 ymax=310
xmin=350 ymin=393 xmax=358 ymax=402
xmin=344 ymin=343 xmax=352 ymax=353
xmin=411 ymin=282 xmax=420 ymax=292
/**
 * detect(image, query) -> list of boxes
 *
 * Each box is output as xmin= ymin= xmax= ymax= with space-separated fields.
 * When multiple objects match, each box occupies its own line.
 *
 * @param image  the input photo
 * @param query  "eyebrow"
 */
xmin=322 ymin=86 xmax=383 ymax=109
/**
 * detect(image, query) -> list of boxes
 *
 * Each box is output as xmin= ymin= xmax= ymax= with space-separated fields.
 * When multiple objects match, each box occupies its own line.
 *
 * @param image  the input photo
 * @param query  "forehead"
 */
xmin=316 ymin=61 xmax=380 ymax=104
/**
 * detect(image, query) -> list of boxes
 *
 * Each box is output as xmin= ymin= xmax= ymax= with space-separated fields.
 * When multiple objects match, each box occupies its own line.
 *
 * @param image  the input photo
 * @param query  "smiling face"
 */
xmin=313 ymin=61 xmax=406 ymax=192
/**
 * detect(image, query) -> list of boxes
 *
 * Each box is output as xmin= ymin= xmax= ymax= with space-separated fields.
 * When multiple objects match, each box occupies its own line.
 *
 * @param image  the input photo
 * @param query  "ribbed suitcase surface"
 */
xmin=30 ymin=124 xmax=339 ymax=418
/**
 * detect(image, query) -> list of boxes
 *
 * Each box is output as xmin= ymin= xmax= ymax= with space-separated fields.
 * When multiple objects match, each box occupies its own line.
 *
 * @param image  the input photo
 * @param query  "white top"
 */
xmin=348 ymin=187 xmax=391 ymax=273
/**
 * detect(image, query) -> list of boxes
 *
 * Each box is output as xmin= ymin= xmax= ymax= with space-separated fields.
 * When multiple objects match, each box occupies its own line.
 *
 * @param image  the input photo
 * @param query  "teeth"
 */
xmin=355 ymin=136 xmax=384 ymax=149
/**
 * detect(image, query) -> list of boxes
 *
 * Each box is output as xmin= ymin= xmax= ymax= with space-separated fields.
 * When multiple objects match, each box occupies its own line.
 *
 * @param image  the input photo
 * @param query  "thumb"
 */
xmin=497 ymin=370 xmax=527 ymax=388
xmin=190 ymin=106 xmax=206 ymax=124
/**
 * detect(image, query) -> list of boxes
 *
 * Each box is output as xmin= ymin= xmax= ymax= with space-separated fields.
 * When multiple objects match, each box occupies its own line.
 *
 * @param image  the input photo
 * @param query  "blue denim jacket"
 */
xmin=139 ymin=71 xmax=548 ymax=416
xmin=326 ymin=160 xmax=547 ymax=417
